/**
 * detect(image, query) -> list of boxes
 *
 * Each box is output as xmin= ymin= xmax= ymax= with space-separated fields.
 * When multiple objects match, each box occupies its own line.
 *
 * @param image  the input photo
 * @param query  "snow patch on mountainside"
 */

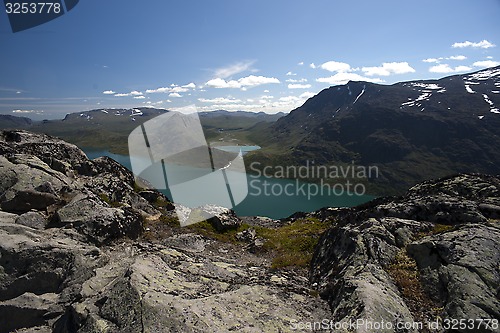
xmin=401 ymin=91 xmax=432 ymax=109
xmin=466 ymin=68 xmax=500 ymax=81
xmin=410 ymin=83 xmax=442 ymax=90
xmin=482 ymin=94 xmax=500 ymax=114
xmin=465 ymin=85 xmax=476 ymax=94
xmin=131 ymin=109 xmax=144 ymax=116
xmin=353 ymin=85 xmax=365 ymax=105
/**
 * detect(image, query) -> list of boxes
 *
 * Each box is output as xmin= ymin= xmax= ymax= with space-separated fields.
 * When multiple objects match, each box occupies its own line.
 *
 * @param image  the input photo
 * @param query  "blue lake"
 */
xmin=84 ymin=148 xmax=374 ymax=219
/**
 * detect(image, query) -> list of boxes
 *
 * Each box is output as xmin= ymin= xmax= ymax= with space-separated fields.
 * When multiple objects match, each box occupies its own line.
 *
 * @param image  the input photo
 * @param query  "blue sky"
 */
xmin=1 ymin=0 xmax=500 ymax=119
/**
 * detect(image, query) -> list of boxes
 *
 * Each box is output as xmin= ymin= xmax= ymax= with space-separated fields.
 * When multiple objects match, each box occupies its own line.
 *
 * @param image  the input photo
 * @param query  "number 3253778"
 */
xmin=5 ymin=2 xmax=62 ymax=14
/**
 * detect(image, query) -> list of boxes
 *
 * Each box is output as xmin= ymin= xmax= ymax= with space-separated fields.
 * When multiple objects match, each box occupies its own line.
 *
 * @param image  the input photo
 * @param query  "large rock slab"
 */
xmin=408 ymin=223 xmax=500 ymax=322
xmin=0 ymin=222 xmax=107 ymax=332
xmin=70 ymin=242 xmax=331 ymax=333
xmin=55 ymin=195 xmax=142 ymax=245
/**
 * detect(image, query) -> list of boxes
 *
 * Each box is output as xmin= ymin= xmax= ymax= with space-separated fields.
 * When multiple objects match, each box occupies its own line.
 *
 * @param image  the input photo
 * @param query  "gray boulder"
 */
xmin=55 ymin=195 xmax=142 ymax=245
xmin=0 ymin=221 xmax=106 ymax=333
xmin=15 ymin=211 xmax=47 ymax=230
xmin=0 ymin=155 xmax=65 ymax=213
xmin=200 ymin=204 xmax=242 ymax=231
xmin=408 ymin=223 xmax=500 ymax=322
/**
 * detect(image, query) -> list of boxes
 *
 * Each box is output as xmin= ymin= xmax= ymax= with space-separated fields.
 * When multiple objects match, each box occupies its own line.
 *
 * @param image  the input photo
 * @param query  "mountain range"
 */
xmin=248 ymin=66 xmax=500 ymax=194
xmin=1 ymin=108 xmax=282 ymax=154
xmin=0 ymin=114 xmax=32 ymax=129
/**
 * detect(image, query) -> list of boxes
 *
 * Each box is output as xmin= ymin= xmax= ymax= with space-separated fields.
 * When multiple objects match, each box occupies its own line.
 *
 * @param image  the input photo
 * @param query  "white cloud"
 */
xmin=452 ymin=39 xmax=495 ymax=49
xmin=198 ymin=90 xmax=313 ymax=114
xmin=423 ymin=58 xmax=439 ymax=63
xmin=428 ymin=64 xmax=472 ymax=73
xmin=205 ymin=75 xmax=280 ymax=89
xmin=298 ymin=62 xmax=304 ymax=66
xmin=102 ymin=90 xmax=116 ymax=95
xmin=362 ymin=62 xmax=415 ymax=76
xmin=423 ymin=55 xmax=466 ymax=64
xmin=198 ymin=97 xmax=242 ymax=103
xmin=286 ymin=71 xmax=297 ymax=76
xmin=288 ymin=83 xmax=312 ymax=89
xmin=170 ymin=86 xmax=189 ymax=93
xmin=205 ymin=78 xmax=240 ymax=89
xmin=146 ymin=83 xmax=195 ymax=94
xmin=299 ymin=91 xmax=315 ymax=99
xmin=309 ymin=63 xmax=317 ymax=69
xmin=169 ymin=93 xmax=182 ymax=98
xmin=239 ymin=75 xmax=280 ymax=87
xmin=319 ymin=61 xmax=351 ymax=72
xmin=448 ymin=55 xmax=467 ymax=61
xmin=134 ymin=96 xmax=146 ymax=99
xmin=146 ymin=87 xmax=170 ymax=94
xmin=214 ymin=60 xmax=255 ymax=79
xmin=279 ymin=96 xmax=299 ymax=103
xmin=286 ymin=78 xmax=308 ymax=83
xmin=130 ymin=91 xmax=143 ymax=96
xmin=12 ymin=109 xmax=35 ymax=113
xmin=473 ymin=60 xmax=500 ymax=68
xmin=316 ymin=72 xmax=385 ymax=85
xmin=114 ymin=93 xmax=129 ymax=97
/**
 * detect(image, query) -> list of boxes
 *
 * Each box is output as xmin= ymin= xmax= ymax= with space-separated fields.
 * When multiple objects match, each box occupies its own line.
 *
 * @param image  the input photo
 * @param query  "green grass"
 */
xmin=386 ymin=249 xmax=443 ymax=328
xmin=254 ymin=217 xmax=331 ymax=269
xmin=187 ymin=219 xmax=251 ymax=243
xmin=142 ymin=214 xmax=179 ymax=242
xmin=98 ymin=193 xmax=123 ymax=208
xmin=415 ymin=223 xmax=455 ymax=240
xmin=185 ymin=216 xmax=331 ymax=269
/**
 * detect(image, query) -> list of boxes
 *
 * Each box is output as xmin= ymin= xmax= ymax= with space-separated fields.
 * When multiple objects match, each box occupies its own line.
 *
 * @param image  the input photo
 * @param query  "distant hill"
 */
xmin=198 ymin=110 xmax=283 ymax=143
xmin=29 ymin=108 xmax=281 ymax=154
xmin=0 ymin=114 xmax=32 ymax=129
xmin=248 ymin=66 xmax=500 ymax=194
xmin=199 ymin=110 xmax=285 ymax=122
xmin=31 ymin=108 xmax=168 ymax=154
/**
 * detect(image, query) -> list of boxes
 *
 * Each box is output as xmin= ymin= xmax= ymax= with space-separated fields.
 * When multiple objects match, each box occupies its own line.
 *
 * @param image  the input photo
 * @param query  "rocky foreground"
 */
xmin=0 ymin=130 xmax=499 ymax=333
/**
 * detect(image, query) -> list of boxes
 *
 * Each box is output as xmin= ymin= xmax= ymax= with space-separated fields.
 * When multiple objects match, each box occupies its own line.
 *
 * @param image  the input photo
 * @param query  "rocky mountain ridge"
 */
xmin=0 ymin=130 xmax=499 ymax=332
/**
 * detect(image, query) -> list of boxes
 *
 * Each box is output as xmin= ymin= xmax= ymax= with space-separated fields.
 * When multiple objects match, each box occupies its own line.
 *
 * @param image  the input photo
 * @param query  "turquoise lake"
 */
xmin=84 ymin=148 xmax=373 ymax=219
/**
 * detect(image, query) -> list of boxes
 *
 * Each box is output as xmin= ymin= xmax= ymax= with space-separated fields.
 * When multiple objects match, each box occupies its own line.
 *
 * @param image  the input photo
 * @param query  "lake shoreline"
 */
xmin=83 ymin=148 xmax=375 ymax=219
